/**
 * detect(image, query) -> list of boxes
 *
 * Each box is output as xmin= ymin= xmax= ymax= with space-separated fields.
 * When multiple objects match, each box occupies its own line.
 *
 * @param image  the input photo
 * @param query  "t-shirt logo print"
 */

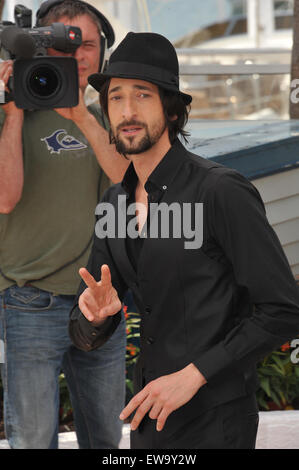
xmin=41 ymin=129 xmax=87 ymax=154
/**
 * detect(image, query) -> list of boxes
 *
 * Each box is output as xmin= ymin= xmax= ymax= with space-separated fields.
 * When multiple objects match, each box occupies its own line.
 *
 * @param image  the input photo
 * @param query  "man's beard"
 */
xmin=111 ymin=119 xmax=167 ymax=156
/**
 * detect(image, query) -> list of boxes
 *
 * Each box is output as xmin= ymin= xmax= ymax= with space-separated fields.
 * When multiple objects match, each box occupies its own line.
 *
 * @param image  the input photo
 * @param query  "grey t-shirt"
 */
xmin=0 ymin=104 xmax=110 ymax=295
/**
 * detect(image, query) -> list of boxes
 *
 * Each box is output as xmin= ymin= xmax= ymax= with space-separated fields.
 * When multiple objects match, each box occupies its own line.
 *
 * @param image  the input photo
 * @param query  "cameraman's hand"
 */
xmin=0 ymin=60 xmax=23 ymax=118
xmin=54 ymin=88 xmax=88 ymax=124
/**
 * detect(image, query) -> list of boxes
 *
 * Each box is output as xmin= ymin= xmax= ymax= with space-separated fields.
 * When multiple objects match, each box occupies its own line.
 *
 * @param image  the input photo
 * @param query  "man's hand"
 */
xmin=78 ymin=264 xmax=121 ymax=326
xmin=54 ymin=88 xmax=89 ymax=124
xmin=120 ymin=363 xmax=207 ymax=432
xmin=0 ymin=60 xmax=23 ymax=118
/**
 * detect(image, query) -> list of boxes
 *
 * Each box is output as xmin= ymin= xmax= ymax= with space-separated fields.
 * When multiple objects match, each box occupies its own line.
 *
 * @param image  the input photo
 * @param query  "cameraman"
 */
xmin=0 ymin=0 xmax=129 ymax=449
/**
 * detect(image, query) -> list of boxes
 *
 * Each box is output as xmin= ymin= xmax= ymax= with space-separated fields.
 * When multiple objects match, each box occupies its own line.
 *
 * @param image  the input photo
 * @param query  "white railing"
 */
xmin=176 ymin=48 xmax=292 ymax=119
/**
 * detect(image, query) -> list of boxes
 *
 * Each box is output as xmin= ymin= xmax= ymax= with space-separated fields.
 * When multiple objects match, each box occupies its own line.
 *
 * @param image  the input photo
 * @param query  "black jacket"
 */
xmin=69 ymin=139 xmax=299 ymax=418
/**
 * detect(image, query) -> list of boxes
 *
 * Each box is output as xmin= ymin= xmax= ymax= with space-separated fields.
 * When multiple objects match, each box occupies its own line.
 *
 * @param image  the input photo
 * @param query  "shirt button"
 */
xmin=145 ymin=306 xmax=151 ymax=315
xmin=146 ymin=337 xmax=155 ymax=345
xmin=162 ymin=185 xmax=167 ymax=190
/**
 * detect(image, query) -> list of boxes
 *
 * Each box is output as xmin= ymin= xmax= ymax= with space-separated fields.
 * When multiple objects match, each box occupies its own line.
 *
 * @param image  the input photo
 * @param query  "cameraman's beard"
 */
xmin=109 ymin=119 xmax=167 ymax=158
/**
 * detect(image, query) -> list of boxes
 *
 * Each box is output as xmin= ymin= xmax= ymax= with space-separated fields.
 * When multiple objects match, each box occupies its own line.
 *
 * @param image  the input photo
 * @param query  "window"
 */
xmin=230 ymin=0 xmax=247 ymax=16
xmin=274 ymin=0 xmax=294 ymax=30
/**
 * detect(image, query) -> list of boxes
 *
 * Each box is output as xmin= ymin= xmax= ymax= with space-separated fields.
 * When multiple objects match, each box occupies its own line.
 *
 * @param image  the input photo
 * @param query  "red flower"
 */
xmin=281 ymin=342 xmax=290 ymax=352
xmin=123 ymin=305 xmax=129 ymax=319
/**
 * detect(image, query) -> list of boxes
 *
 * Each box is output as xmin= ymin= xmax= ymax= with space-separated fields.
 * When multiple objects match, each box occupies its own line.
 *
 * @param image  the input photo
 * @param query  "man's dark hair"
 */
xmin=37 ymin=0 xmax=102 ymax=34
xmin=99 ymin=79 xmax=190 ymax=144
xmin=158 ymin=88 xmax=190 ymax=144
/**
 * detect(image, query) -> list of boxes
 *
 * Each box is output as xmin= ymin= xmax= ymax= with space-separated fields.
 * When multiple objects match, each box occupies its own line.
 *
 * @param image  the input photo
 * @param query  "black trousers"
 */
xmin=130 ymin=393 xmax=259 ymax=449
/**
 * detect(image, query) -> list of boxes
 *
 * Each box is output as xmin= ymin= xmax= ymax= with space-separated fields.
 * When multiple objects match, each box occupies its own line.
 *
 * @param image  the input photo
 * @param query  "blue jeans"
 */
xmin=0 ymin=285 xmax=126 ymax=449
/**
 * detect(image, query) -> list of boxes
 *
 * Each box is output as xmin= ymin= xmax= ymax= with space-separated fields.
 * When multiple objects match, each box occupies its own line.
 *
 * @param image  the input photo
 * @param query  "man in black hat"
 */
xmin=69 ymin=32 xmax=299 ymax=449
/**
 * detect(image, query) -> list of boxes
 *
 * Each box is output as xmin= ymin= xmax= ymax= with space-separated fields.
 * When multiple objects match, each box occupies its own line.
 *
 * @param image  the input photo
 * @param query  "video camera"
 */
xmin=0 ymin=4 xmax=82 ymax=109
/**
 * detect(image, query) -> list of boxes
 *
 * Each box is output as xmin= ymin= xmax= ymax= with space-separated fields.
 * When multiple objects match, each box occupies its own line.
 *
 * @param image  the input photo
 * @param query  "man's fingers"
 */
xmin=99 ymin=298 xmax=121 ymax=317
xmin=130 ymin=398 xmax=153 ymax=431
xmin=4 ymin=65 xmax=12 ymax=83
xmin=120 ymin=388 xmax=157 ymax=431
xmin=149 ymin=402 xmax=163 ymax=420
xmin=120 ymin=389 xmax=147 ymax=421
xmin=0 ymin=61 xmax=13 ymax=85
xmin=156 ymin=407 xmax=171 ymax=432
xmin=78 ymin=296 xmax=95 ymax=322
xmin=79 ymin=267 xmax=98 ymax=290
xmin=79 ymin=265 xmax=111 ymax=290
xmin=100 ymin=264 xmax=111 ymax=286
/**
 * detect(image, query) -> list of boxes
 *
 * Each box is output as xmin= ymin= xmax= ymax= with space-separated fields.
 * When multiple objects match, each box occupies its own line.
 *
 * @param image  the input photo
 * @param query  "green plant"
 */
xmin=59 ymin=373 xmax=73 ymax=421
xmin=124 ymin=306 xmax=141 ymax=400
xmin=256 ymin=342 xmax=299 ymax=410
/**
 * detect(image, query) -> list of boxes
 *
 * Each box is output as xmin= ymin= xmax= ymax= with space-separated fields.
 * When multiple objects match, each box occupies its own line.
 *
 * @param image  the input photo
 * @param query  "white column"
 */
xmin=247 ymin=0 xmax=275 ymax=48
xmin=259 ymin=0 xmax=275 ymax=38
xmin=247 ymin=0 xmax=260 ymax=47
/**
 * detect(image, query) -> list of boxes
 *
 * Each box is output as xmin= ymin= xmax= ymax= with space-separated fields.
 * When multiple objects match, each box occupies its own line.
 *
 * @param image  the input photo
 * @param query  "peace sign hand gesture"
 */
xmin=78 ymin=264 xmax=122 ymax=326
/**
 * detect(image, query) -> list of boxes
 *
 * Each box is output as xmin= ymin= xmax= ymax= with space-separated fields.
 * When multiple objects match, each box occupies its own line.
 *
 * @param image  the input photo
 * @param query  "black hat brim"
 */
xmin=88 ymin=68 xmax=192 ymax=105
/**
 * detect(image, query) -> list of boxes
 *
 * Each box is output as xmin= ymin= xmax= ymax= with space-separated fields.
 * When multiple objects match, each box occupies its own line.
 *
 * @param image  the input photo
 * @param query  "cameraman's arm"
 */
xmin=55 ymin=91 xmax=129 ymax=184
xmin=0 ymin=61 xmax=24 ymax=214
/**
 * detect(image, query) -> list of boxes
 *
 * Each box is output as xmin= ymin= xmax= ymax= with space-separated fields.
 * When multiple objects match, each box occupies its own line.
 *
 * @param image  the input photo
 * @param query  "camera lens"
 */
xmin=28 ymin=65 xmax=61 ymax=98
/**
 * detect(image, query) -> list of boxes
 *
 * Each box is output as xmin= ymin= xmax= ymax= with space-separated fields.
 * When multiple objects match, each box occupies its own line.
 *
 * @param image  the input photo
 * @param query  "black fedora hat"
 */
xmin=88 ymin=32 xmax=192 ymax=105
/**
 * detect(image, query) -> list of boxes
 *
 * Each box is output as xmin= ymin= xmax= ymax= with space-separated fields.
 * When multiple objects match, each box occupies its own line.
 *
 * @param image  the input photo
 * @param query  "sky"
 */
xmin=146 ymin=0 xmax=234 ymax=41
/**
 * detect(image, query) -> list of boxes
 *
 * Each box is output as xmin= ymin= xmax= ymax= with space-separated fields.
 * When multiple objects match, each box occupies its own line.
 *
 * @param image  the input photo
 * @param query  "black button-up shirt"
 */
xmin=69 ymin=138 xmax=299 ymax=410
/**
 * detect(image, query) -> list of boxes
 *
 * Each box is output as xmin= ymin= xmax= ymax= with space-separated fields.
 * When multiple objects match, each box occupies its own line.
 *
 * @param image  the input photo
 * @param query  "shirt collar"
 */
xmin=121 ymin=139 xmax=185 ymax=198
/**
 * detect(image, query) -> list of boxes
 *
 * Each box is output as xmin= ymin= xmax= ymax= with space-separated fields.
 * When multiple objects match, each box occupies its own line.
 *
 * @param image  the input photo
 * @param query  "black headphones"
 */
xmin=35 ymin=0 xmax=115 ymax=72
